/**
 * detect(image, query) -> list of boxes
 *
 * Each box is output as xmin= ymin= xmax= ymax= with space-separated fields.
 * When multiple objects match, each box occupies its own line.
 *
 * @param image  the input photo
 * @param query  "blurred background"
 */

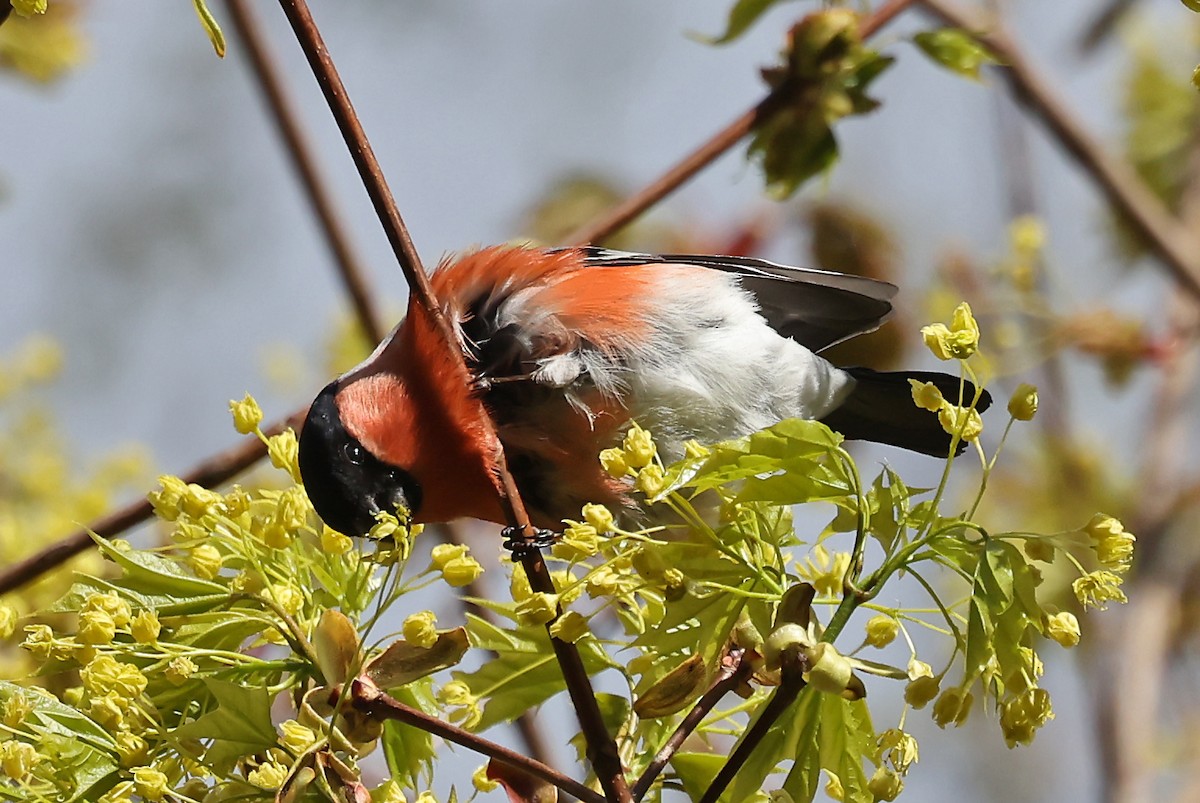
xmin=1 ymin=0 xmax=1198 ymax=801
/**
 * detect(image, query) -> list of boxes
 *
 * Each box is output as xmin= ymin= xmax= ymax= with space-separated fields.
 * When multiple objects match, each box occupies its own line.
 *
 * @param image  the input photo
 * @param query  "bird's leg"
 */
xmin=501 ymin=526 xmax=560 ymax=560
xmin=471 ymin=374 xmax=536 ymax=392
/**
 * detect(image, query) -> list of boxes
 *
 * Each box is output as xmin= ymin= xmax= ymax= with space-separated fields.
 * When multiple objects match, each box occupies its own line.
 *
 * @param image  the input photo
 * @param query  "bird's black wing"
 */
xmin=573 ymin=247 xmax=897 ymax=353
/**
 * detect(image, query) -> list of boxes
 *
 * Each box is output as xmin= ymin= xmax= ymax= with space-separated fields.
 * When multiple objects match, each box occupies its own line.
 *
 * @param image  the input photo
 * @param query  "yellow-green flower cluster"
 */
xmin=922 ymin=302 xmax=980 ymax=361
xmin=430 ymin=543 xmax=484 ymax=588
xmin=599 ymin=422 xmax=666 ymax=498
xmin=909 ymin=379 xmax=983 ymax=442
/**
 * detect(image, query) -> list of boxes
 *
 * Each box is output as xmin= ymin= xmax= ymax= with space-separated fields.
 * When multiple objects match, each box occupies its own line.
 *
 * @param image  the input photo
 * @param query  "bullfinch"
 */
xmin=298 ymin=245 xmax=990 ymax=536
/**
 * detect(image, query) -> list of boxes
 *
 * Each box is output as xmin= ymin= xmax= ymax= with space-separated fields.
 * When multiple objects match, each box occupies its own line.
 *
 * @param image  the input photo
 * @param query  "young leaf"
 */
xmin=366 ymin=628 xmax=470 ymax=688
xmin=708 ymin=0 xmax=796 ymax=44
xmin=173 ymin=679 xmax=277 ymax=775
xmin=381 ymin=681 xmax=437 ymax=791
xmin=456 ymin=615 xmax=614 ymax=730
xmin=913 ymin=28 xmax=999 ymax=80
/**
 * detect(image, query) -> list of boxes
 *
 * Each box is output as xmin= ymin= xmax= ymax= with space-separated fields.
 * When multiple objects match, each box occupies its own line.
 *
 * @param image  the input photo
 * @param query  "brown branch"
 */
xmin=275 ymin=2 xmax=629 ymax=799
xmin=631 ymin=648 xmax=753 ymax=801
xmin=225 ymin=0 xmax=557 ymax=767
xmin=699 ymin=653 xmax=808 ymax=803
xmin=223 ymin=0 xmax=385 ymax=344
xmin=0 ymin=412 xmax=302 ymax=597
xmin=565 ymin=0 xmax=916 ymax=248
xmin=350 ymin=679 xmax=606 ymax=803
xmin=916 ymin=0 xmax=1200 ymax=298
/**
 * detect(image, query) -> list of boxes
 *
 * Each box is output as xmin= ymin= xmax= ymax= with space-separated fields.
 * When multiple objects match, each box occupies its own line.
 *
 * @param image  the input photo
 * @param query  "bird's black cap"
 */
xmin=298 ymin=381 xmax=422 ymax=537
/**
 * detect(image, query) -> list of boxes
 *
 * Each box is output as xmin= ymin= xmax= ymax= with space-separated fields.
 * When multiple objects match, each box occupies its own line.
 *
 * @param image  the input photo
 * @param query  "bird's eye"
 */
xmin=343 ymin=442 xmax=366 ymax=465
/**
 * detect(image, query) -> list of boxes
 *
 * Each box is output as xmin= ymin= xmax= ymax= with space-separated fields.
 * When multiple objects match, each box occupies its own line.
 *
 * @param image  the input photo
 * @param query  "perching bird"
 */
xmin=298 ymin=246 xmax=990 ymax=535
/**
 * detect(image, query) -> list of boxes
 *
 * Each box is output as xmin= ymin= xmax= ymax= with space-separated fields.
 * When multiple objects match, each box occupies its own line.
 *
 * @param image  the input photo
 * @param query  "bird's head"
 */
xmin=298 ymin=378 xmax=423 ymax=537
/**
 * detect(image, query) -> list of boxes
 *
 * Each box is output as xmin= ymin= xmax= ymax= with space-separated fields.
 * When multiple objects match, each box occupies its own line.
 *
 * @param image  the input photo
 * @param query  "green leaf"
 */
xmin=174 ymin=679 xmax=277 ymax=775
xmin=913 ymin=28 xmax=999 ymax=80
xmin=668 ymin=418 xmax=848 ymax=503
xmin=0 ymin=681 xmax=119 ymax=802
xmin=773 ymin=689 xmax=875 ymax=802
xmin=75 ymin=536 xmax=230 ymax=615
xmin=671 ymin=752 xmax=730 ymax=801
xmin=456 ymin=615 xmax=615 ymax=731
xmin=366 ymin=628 xmax=469 ymax=688
xmin=314 ymin=609 xmax=361 ymax=685
xmin=708 ymin=0 xmax=797 ymax=44
xmin=568 ymin=693 xmax=630 ymax=765
xmin=381 ymin=681 xmax=437 ymax=791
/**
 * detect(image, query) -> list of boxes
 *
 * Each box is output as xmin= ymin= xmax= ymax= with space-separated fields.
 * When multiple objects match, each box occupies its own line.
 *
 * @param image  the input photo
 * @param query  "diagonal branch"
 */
xmin=631 ymin=648 xmax=753 ymax=801
xmin=275 ymin=2 xmax=630 ymax=799
xmin=350 ymin=678 xmax=606 ymax=803
xmin=0 ymin=412 xmax=300 ymax=596
xmin=565 ymin=0 xmax=917 ymax=248
xmin=915 ymin=0 xmax=1200 ymax=297
xmin=223 ymin=0 xmax=385 ymax=344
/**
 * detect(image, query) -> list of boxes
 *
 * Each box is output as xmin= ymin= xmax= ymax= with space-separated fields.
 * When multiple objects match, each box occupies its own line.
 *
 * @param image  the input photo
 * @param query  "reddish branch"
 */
xmin=350 ymin=679 xmax=605 ymax=803
xmin=631 ymin=649 xmax=754 ymax=800
xmin=916 ymin=0 xmax=1200 ymax=297
xmin=274 ymin=1 xmax=630 ymax=799
xmin=223 ymin=0 xmax=385 ymax=344
xmin=566 ymin=0 xmax=917 ymax=247
xmin=0 ymin=413 xmax=300 ymax=596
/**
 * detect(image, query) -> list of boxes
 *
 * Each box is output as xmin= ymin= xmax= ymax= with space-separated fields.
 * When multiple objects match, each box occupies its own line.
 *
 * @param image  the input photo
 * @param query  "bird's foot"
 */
xmin=501 ymin=526 xmax=559 ymax=560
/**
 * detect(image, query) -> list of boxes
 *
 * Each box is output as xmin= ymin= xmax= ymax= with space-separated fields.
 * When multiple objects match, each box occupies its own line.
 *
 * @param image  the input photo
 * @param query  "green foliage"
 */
xmin=912 ymin=28 xmax=1000 ymax=80
xmin=749 ymin=10 xmax=894 ymax=198
xmin=0 ymin=306 xmax=1138 ymax=801
xmin=708 ymin=0 xmax=801 ymax=45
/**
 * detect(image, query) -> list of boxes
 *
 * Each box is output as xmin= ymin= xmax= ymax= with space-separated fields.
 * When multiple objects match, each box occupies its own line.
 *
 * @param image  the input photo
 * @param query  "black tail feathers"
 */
xmin=819 ymin=368 xmax=993 ymax=457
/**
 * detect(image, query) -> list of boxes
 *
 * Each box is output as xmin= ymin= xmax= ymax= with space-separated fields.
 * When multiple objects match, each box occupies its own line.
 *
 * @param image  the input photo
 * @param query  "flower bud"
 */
xmin=932 ymin=686 xmax=973 ymax=728
xmin=1044 ymin=611 xmax=1080 ymax=648
xmin=878 ymin=728 xmax=919 ymax=775
xmin=804 ymin=642 xmax=853 ymax=694
xmin=582 ymin=503 xmax=616 ymax=534
xmin=636 ymin=464 xmax=666 ymax=497
xmin=549 ymin=610 xmax=590 ymax=643
xmin=189 ymin=543 xmax=223 ymax=580
xmin=441 ymin=556 xmax=484 ymax=588
xmin=1007 ymin=383 xmax=1038 ymax=421
xmin=115 ymin=732 xmax=149 ymax=768
xmin=516 ymin=592 xmax=559 ymax=626
xmin=938 ymin=404 xmax=983 ymax=441
xmin=904 ymin=675 xmax=940 ymax=709
xmin=909 ymin=380 xmax=946 ymax=412
xmin=229 ymin=393 xmax=264 ymax=434
xmin=599 ymin=448 xmax=629 ymax=477
xmin=622 ymin=425 xmax=657 ymax=468
xmin=280 ymin=719 xmax=318 ymax=755
xmin=130 ymin=610 xmax=161 ymax=644
xmin=402 ymin=611 xmax=438 ymax=649
xmin=77 ymin=610 xmax=116 ymax=645
xmin=867 ymin=765 xmax=904 ymax=801
xmin=865 ymin=615 xmax=898 ymax=648
xmin=133 ymin=766 xmax=170 ymax=801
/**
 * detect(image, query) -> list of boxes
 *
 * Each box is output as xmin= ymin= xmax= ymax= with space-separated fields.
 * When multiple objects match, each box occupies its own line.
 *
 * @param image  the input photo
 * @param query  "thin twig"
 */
xmin=0 ymin=413 xmax=301 ymax=597
xmin=275 ymin=2 xmax=629 ymax=798
xmin=631 ymin=649 xmax=753 ymax=801
xmin=350 ymin=679 xmax=606 ymax=803
xmin=916 ymin=0 xmax=1200 ymax=297
xmin=699 ymin=654 xmax=808 ymax=803
xmin=223 ymin=0 xmax=385 ymax=344
xmin=565 ymin=0 xmax=916 ymax=247
xmin=225 ymin=0 xmax=554 ymax=766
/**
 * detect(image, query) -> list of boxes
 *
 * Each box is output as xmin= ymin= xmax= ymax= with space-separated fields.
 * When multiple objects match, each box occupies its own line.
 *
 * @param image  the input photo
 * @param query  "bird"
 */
xmin=298 ymin=245 xmax=991 ymax=536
